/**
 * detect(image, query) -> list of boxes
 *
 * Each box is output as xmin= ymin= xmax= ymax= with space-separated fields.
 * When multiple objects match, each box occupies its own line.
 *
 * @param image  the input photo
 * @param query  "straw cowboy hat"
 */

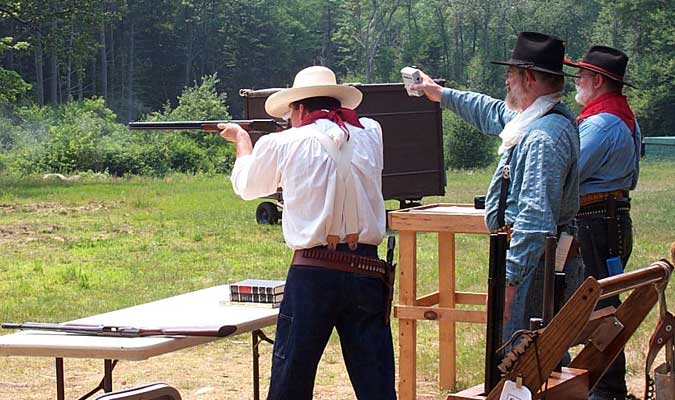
xmin=564 ymin=45 xmax=636 ymax=88
xmin=264 ymin=66 xmax=363 ymax=118
xmin=491 ymin=31 xmax=576 ymax=77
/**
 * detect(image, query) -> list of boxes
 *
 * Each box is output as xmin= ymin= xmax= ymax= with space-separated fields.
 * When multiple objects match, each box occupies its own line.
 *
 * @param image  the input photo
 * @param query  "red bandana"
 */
xmin=299 ymin=108 xmax=364 ymax=140
xmin=578 ymin=92 xmax=635 ymax=135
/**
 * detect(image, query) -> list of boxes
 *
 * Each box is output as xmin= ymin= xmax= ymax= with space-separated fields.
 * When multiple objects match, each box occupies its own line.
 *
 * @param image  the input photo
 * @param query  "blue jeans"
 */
xmin=577 ymin=211 xmax=633 ymax=400
xmin=267 ymin=244 xmax=396 ymax=400
xmin=503 ymin=252 xmax=585 ymax=345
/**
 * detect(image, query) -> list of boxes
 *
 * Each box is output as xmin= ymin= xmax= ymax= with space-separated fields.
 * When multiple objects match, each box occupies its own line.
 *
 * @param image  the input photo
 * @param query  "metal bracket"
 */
xmin=589 ymin=316 xmax=624 ymax=352
xmin=252 ymin=329 xmax=274 ymax=400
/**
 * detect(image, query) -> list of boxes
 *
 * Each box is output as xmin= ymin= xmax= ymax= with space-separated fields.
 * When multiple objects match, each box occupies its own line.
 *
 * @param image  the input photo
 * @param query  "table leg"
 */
xmin=252 ymin=329 xmax=274 ymax=400
xmin=103 ymin=359 xmax=113 ymax=392
xmin=439 ymin=232 xmax=456 ymax=389
xmin=398 ymin=231 xmax=417 ymax=400
xmin=77 ymin=359 xmax=118 ymax=400
xmin=56 ymin=358 xmax=65 ymax=400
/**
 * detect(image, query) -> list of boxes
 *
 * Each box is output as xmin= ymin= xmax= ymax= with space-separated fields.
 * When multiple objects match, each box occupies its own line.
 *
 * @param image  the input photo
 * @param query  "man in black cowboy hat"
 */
xmin=566 ymin=45 xmax=641 ymax=400
xmin=411 ymin=31 xmax=584 ymax=343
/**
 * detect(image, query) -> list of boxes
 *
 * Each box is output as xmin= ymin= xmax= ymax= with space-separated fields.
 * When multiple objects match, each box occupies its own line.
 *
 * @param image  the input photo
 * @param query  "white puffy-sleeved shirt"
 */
xmin=230 ymin=117 xmax=386 ymax=250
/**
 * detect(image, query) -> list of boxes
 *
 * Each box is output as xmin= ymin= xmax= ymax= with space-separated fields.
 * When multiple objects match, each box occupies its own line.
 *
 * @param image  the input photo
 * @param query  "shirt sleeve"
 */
xmin=578 ymin=119 xmax=610 ymax=187
xmin=631 ymin=121 xmax=641 ymax=190
xmin=230 ymin=135 xmax=282 ymax=200
xmin=505 ymin=131 xmax=563 ymax=285
xmin=440 ymin=88 xmax=518 ymax=135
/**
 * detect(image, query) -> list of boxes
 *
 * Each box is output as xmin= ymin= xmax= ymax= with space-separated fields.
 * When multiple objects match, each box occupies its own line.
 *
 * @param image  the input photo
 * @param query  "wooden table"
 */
xmin=0 ymin=285 xmax=278 ymax=400
xmin=388 ymin=204 xmax=489 ymax=400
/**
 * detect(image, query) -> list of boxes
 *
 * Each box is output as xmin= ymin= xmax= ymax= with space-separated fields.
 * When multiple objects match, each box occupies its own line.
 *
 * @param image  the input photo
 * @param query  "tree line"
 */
xmin=0 ymin=0 xmax=673 ymax=174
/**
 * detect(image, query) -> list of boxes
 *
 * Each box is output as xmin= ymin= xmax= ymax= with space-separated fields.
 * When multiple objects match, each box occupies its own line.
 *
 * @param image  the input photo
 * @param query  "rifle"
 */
xmin=1 ymin=322 xmax=236 ymax=338
xmin=128 ymin=119 xmax=287 ymax=133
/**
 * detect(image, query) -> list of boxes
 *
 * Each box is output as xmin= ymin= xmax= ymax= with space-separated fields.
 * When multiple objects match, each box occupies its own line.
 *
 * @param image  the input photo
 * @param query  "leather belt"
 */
xmin=292 ymin=248 xmax=388 ymax=278
xmin=579 ymin=190 xmax=628 ymax=207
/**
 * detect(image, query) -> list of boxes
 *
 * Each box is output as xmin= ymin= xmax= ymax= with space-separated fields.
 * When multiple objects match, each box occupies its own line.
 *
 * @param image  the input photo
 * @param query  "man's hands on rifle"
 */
xmin=408 ymin=70 xmax=443 ymax=103
xmin=218 ymin=123 xmax=247 ymax=142
xmin=218 ymin=123 xmax=253 ymax=158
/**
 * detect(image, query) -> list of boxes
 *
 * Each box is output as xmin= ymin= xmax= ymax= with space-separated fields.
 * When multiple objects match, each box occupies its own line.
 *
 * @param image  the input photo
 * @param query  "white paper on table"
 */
xmin=499 ymin=380 xmax=532 ymax=400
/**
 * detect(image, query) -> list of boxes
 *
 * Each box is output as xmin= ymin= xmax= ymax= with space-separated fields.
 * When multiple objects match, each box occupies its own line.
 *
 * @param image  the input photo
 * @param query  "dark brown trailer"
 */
xmin=240 ymin=82 xmax=446 ymax=224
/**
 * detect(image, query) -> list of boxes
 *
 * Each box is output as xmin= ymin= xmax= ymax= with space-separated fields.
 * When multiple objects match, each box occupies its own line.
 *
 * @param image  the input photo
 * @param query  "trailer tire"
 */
xmin=256 ymin=202 xmax=280 ymax=225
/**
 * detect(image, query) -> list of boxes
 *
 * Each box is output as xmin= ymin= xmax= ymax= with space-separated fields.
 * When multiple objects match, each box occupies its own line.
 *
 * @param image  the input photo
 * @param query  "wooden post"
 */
xmin=439 ymin=231 xmax=456 ymax=389
xmin=398 ymin=230 xmax=418 ymax=400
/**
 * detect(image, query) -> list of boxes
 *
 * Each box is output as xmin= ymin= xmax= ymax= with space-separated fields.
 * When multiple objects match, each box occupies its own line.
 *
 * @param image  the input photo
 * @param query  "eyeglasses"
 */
xmin=577 ymin=73 xmax=596 ymax=80
xmin=282 ymin=111 xmax=291 ymax=121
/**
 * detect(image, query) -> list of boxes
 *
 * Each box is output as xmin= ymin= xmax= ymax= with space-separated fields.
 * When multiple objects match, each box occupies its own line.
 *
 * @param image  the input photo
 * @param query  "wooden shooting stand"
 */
xmin=387 ymin=204 xmax=489 ymax=399
xmin=448 ymin=260 xmax=674 ymax=400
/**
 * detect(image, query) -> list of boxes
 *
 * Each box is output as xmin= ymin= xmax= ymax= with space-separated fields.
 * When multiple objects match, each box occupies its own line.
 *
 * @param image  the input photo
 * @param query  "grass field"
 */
xmin=1 ymin=160 xmax=674 ymax=399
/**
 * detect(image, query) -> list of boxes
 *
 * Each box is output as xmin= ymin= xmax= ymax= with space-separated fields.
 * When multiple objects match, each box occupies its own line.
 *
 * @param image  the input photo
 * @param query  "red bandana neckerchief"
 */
xmin=299 ymin=108 xmax=364 ymax=140
xmin=578 ymin=91 xmax=635 ymax=135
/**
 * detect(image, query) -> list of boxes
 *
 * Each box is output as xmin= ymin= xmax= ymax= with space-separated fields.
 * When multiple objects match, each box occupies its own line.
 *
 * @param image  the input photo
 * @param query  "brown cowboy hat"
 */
xmin=564 ymin=45 xmax=636 ymax=88
xmin=491 ymin=31 xmax=577 ymax=77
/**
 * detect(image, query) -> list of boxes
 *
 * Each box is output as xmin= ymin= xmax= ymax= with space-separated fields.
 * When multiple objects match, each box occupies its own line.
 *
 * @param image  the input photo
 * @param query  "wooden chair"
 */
xmin=95 ymin=383 xmax=182 ymax=400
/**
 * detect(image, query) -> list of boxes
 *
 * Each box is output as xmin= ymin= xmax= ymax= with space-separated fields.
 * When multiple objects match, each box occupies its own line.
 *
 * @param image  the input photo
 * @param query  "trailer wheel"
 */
xmin=256 ymin=202 xmax=280 ymax=225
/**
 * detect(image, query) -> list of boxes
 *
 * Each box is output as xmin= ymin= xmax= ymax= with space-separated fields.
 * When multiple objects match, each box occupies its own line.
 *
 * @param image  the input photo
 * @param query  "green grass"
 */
xmin=1 ymin=160 xmax=674 ymax=398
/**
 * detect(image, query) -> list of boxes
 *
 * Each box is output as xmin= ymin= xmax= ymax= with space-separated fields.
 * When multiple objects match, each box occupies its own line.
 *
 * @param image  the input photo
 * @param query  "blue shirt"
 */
xmin=441 ymin=88 xmax=580 ymax=285
xmin=578 ymin=112 xmax=640 ymax=196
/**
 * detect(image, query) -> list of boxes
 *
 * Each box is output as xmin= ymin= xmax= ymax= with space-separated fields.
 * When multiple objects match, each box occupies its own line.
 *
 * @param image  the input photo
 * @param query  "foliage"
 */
xmin=443 ymin=111 xmax=498 ymax=170
xmin=0 ymin=0 xmax=673 ymax=170
xmin=7 ymin=75 xmax=236 ymax=176
xmin=0 ymin=37 xmax=31 ymax=105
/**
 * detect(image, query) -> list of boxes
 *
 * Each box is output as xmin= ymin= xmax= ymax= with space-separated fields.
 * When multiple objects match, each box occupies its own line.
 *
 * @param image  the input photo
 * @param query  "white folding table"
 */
xmin=0 ymin=284 xmax=279 ymax=400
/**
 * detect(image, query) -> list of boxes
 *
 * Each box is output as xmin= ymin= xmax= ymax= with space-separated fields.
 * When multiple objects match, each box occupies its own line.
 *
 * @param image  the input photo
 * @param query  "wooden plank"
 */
xmin=570 ymin=284 xmax=659 ymax=390
xmin=539 ymin=367 xmax=589 ymax=400
xmin=388 ymin=212 xmax=487 ymax=233
xmin=486 ymin=278 xmax=600 ymax=400
xmin=455 ymin=292 xmax=488 ymax=305
xmin=439 ymin=232 xmax=456 ymax=389
xmin=416 ymin=292 xmax=439 ymax=307
xmin=398 ymin=231 xmax=417 ymax=400
xmin=447 ymin=367 xmax=589 ymax=400
xmin=447 ymin=383 xmax=485 ymax=399
xmin=395 ymin=306 xmax=487 ymax=324
xmin=415 ymin=291 xmax=487 ymax=307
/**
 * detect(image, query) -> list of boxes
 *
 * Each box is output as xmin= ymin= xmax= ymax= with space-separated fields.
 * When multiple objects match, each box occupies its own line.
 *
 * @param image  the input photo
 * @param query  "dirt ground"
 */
xmin=0 ymin=337 xmax=442 ymax=400
xmin=0 ymin=336 xmax=652 ymax=400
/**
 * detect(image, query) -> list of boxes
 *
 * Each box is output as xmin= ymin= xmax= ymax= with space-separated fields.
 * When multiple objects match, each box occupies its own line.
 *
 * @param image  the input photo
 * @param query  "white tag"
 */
xmin=499 ymin=380 xmax=532 ymax=400
xmin=555 ymin=232 xmax=573 ymax=272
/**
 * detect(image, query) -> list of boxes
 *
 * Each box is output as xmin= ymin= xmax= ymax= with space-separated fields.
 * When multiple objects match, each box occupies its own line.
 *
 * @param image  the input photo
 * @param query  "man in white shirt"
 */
xmin=219 ymin=66 xmax=395 ymax=400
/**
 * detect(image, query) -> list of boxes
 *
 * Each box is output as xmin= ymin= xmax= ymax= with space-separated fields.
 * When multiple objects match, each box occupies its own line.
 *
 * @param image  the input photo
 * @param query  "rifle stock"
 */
xmin=128 ymin=119 xmax=286 ymax=133
xmin=1 ymin=322 xmax=236 ymax=338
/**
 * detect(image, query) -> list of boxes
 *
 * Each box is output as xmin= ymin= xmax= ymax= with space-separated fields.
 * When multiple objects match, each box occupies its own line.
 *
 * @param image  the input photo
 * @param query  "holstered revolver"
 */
xmin=383 ymin=235 xmax=397 ymax=325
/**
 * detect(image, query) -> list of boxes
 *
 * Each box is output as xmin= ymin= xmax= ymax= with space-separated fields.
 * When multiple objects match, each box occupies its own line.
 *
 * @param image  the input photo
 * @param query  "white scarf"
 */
xmin=498 ymin=92 xmax=562 ymax=154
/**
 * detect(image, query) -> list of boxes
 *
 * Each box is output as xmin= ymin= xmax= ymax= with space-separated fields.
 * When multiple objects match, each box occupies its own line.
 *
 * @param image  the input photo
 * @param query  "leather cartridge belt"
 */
xmin=579 ymin=190 xmax=628 ymax=207
xmin=577 ymin=201 xmax=631 ymax=218
xmin=292 ymin=247 xmax=388 ymax=279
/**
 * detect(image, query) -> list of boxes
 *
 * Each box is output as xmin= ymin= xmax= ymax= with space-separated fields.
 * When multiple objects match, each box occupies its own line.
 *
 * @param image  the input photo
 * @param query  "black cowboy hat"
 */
xmin=492 ymin=31 xmax=576 ymax=77
xmin=564 ymin=45 xmax=636 ymax=88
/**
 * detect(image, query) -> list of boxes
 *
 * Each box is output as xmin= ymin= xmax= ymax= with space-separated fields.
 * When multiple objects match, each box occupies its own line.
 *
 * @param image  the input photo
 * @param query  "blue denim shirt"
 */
xmin=579 ymin=113 xmax=641 ymax=196
xmin=441 ymin=88 xmax=580 ymax=285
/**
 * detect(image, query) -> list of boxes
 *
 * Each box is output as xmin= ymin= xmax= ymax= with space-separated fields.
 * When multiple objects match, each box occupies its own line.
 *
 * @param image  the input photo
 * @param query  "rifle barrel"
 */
xmin=2 ymin=322 xmax=236 ymax=338
xmin=128 ymin=119 xmax=284 ymax=132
